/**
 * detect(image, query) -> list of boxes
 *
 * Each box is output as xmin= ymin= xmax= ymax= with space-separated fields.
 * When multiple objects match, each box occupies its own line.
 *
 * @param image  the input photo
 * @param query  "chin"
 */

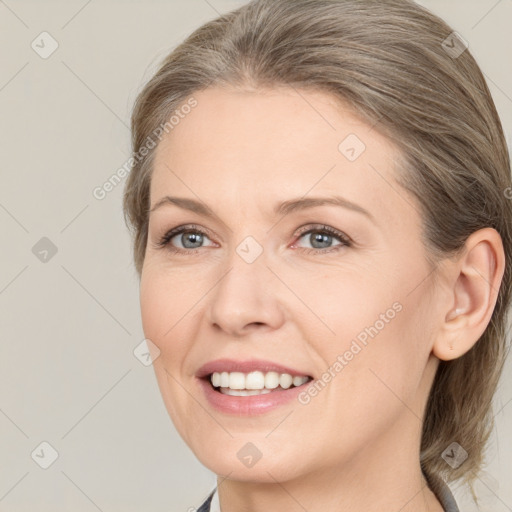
xmin=191 ymin=441 xmax=305 ymax=482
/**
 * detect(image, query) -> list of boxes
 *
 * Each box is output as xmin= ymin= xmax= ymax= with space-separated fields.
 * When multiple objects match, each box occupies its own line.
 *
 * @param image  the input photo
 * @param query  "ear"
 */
xmin=433 ymin=227 xmax=506 ymax=361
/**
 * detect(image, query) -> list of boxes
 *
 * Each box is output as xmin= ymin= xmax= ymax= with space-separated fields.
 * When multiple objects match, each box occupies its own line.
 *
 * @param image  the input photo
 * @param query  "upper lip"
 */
xmin=196 ymin=358 xmax=313 ymax=379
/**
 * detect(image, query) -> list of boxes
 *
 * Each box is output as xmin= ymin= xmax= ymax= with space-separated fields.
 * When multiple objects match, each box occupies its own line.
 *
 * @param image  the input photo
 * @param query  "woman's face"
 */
xmin=140 ymin=86 xmax=442 ymax=482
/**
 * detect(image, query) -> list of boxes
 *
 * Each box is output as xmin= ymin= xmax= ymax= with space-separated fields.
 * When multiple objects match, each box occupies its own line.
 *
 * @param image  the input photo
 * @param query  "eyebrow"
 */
xmin=149 ymin=195 xmax=375 ymax=222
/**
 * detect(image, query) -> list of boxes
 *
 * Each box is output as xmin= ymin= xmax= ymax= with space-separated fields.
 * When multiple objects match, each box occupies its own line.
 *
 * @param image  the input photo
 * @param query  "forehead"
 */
xmin=150 ymin=86 xmax=409 ymax=226
xmin=153 ymin=85 xmax=393 ymax=167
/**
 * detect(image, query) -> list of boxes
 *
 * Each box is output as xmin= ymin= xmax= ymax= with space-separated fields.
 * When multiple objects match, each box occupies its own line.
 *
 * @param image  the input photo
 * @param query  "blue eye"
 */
xmin=293 ymin=225 xmax=351 ymax=253
xmin=156 ymin=224 xmax=215 ymax=253
xmin=155 ymin=223 xmax=351 ymax=255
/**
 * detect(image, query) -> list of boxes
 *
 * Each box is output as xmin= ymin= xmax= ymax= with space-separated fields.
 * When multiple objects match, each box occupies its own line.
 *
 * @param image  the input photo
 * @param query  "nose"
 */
xmin=206 ymin=246 xmax=286 ymax=336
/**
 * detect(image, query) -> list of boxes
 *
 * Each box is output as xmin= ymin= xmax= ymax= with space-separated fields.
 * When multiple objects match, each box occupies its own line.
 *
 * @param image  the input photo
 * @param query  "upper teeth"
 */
xmin=210 ymin=371 xmax=309 ymax=390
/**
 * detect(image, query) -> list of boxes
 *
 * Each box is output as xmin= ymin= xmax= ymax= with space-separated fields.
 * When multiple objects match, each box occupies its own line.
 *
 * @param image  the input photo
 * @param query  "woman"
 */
xmin=122 ymin=0 xmax=512 ymax=510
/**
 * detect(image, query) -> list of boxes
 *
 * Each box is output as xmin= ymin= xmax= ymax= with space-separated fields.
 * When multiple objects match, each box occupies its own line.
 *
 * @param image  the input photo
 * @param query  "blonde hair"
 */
xmin=123 ymin=0 xmax=512 ymax=499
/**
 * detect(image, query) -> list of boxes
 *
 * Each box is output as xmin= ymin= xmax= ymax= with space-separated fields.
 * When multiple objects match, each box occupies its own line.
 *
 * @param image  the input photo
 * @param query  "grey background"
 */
xmin=0 ymin=0 xmax=511 ymax=510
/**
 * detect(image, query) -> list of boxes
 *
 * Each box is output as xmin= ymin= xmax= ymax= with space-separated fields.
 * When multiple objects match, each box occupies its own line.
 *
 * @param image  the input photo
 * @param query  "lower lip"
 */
xmin=197 ymin=377 xmax=310 ymax=415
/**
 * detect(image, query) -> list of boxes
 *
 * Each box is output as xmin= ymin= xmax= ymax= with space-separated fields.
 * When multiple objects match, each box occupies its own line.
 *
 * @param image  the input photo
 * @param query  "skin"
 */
xmin=139 ymin=86 xmax=505 ymax=512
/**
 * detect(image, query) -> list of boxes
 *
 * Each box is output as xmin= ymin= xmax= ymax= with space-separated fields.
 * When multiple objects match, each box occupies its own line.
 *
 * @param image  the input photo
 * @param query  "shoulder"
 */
xmin=197 ymin=489 xmax=215 ymax=512
xmin=423 ymin=471 xmax=460 ymax=512
xmin=195 ymin=478 xmax=459 ymax=512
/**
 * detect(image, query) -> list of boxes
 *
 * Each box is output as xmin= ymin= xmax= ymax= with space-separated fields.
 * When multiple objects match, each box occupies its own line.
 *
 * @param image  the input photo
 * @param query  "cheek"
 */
xmin=139 ymin=274 xmax=166 ymax=345
xmin=139 ymin=268 xmax=198 ymax=347
xmin=302 ymin=315 xmax=423 ymax=466
xmin=329 ymin=299 xmax=431 ymax=424
xmin=139 ymin=270 xmax=201 ymax=440
xmin=139 ymin=271 xmax=193 ymax=384
xmin=303 ymin=270 xmax=430 ymax=433
xmin=296 ymin=273 xmax=400 ymax=363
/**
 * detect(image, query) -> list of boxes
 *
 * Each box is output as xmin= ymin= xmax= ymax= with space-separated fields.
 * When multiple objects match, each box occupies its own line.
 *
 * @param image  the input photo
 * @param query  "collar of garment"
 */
xmin=200 ymin=471 xmax=459 ymax=512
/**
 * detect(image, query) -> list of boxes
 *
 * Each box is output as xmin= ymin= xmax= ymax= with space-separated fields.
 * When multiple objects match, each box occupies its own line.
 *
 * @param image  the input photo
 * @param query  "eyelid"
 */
xmin=293 ymin=224 xmax=352 ymax=245
xmin=154 ymin=222 xmax=352 ymax=255
xmin=154 ymin=223 xmax=217 ymax=249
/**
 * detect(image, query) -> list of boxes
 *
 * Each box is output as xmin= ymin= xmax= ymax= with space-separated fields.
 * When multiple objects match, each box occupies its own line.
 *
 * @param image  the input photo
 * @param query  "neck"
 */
xmin=216 ymin=415 xmax=444 ymax=512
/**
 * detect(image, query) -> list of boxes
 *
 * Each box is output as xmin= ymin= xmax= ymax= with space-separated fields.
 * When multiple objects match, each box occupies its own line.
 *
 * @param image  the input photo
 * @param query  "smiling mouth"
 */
xmin=205 ymin=370 xmax=313 ymax=396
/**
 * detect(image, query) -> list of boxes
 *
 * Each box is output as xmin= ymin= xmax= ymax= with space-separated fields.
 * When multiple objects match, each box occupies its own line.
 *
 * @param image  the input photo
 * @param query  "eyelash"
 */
xmin=154 ymin=223 xmax=352 ymax=256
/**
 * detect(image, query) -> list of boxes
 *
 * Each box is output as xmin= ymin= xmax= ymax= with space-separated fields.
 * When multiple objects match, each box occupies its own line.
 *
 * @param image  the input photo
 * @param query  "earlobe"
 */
xmin=432 ymin=228 xmax=505 ymax=362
